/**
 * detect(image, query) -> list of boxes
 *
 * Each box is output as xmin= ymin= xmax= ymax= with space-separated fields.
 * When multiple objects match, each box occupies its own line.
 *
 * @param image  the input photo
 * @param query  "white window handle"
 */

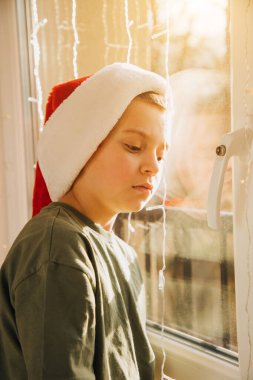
xmin=207 ymin=128 xmax=253 ymax=229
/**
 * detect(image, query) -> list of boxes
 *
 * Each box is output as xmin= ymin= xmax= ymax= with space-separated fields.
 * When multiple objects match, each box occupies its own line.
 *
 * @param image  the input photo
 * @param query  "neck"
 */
xmin=59 ymin=192 xmax=117 ymax=231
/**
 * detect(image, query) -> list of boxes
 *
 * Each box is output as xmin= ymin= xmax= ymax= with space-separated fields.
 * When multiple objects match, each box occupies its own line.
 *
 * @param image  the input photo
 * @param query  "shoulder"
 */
xmin=48 ymin=207 xmax=96 ymax=276
xmin=113 ymin=233 xmax=138 ymax=262
xmin=1 ymin=204 xmax=96 ymax=291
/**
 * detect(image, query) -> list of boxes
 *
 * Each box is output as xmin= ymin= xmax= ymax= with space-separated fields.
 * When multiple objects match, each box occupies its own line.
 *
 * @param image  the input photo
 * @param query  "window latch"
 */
xmin=207 ymin=128 xmax=253 ymax=229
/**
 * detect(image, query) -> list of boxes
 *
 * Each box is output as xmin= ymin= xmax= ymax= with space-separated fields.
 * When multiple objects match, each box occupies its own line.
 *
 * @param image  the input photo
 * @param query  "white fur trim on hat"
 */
xmin=38 ymin=62 xmax=167 ymax=201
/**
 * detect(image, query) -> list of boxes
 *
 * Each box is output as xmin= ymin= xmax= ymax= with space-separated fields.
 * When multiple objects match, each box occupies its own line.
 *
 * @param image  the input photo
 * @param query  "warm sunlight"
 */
xmin=158 ymin=0 xmax=227 ymax=38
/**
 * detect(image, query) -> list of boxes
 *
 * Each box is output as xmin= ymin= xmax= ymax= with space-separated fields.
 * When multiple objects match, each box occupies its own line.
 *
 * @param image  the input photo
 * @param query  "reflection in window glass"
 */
xmin=117 ymin=0 xmax=237 ymax=353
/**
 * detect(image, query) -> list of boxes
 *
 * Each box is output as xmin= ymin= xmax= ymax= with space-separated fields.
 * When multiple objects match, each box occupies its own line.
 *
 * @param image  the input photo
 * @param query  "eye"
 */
xmin=157 ymin=155 xmax=166 ymax=163
xmin=157 ymin=152 xmax=166 ymax=162
xmin=157 ymin=146 xmax=168 ymax=162
xmin=125 ymin=144 xmax=141 ymax=152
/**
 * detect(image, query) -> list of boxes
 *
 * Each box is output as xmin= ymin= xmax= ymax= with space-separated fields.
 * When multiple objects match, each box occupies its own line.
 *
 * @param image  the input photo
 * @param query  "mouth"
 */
xmin=132 ymin=183 xmax=153 ymax=194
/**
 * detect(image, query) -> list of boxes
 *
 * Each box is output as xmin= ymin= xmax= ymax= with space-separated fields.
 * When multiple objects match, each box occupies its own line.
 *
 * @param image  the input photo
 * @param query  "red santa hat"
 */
xmin=33 ymin=62 xmax=167 ymax=216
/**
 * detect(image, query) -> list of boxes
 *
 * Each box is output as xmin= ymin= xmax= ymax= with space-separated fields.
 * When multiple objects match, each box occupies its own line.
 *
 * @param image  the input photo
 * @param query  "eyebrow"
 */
xmin=122 ymin=129 xmax=147 ymax=138
xmin=122 ymin=129 xmax=169 ymax=150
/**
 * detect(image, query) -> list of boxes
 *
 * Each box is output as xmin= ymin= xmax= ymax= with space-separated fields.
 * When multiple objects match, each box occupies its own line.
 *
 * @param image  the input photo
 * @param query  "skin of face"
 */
xmin=60 ymin=98 xmax=168 ymax=230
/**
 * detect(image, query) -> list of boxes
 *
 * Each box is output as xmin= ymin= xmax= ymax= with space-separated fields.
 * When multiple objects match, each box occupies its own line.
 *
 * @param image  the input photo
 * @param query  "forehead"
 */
xmin=113 ymin=98 xmax=169 ymax=142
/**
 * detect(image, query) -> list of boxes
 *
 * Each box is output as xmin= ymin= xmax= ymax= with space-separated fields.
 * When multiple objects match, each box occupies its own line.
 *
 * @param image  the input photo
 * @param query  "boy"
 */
xmin=0 ymin=63 xmax=169 ymax=379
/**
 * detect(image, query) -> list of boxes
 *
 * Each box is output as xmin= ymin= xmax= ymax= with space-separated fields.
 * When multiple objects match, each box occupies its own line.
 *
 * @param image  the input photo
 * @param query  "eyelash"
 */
xmin=125 ymin=144 xmax=165 ymax=162
xmin=125 ymin=144 xmax=141 ymax=152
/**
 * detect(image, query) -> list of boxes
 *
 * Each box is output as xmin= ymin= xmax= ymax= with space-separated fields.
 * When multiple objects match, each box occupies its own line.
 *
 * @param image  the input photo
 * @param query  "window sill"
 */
xmin=148 ymin=327 xmax=240 ymax=380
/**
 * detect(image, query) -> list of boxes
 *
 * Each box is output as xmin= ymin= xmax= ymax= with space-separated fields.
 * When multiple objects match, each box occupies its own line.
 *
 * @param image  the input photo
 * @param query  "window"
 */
xmin=116 ymin=0 xmax=237 ymax=360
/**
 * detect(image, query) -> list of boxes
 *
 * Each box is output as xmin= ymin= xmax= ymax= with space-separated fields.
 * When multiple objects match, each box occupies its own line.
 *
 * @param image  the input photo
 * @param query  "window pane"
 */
xmin=116 ymin=0 xmax=237 ymax=353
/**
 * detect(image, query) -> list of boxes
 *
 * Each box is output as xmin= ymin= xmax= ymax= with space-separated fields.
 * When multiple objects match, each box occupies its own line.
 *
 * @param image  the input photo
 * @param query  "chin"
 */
xmin=118 ymin=196 xmax=152 ymax=214
xmin=130 ymin=201 xmax=149 ymax=213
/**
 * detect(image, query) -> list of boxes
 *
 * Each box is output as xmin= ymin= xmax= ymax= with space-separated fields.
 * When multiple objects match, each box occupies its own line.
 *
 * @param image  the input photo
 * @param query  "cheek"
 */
xmin=100 ymin=152 xmax=137 ymax=187
xmin=115 ymin=151 xmax=138 ymax=172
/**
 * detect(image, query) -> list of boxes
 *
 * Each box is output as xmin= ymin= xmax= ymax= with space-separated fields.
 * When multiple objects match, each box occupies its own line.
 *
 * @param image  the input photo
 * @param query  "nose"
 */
xmin=140 ymin=154 xmax=160 ymax=176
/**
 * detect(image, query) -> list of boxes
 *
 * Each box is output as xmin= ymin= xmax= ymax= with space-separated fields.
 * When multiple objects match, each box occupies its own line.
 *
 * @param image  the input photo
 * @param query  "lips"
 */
xmin=132 ymin=182 xmax=153 ymax=193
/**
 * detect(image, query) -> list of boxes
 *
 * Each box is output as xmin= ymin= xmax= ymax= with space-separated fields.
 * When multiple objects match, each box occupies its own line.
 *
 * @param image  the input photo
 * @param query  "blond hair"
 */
xmin=136 ymin=91 xmax=166 ymax=111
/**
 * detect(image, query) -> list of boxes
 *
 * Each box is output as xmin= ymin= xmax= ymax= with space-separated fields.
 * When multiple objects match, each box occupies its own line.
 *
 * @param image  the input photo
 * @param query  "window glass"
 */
xmin=116 ymin=0 xmax=236 ymax=353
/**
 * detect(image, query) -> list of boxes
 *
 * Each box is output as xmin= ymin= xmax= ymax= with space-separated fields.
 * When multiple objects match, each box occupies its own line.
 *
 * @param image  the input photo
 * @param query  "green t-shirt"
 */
xmin=0 ymin=202 xmax=155 ymax=380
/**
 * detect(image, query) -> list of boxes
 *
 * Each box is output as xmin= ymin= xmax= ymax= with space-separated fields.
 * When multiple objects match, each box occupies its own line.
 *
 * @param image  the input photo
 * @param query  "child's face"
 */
xmin=69 ymin=98 xmax=168 ymax=224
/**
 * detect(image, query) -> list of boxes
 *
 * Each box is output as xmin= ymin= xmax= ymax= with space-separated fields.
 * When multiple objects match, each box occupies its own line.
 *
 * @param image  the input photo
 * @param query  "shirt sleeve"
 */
xmin=14 ymin=262 xmax=96 ymax=380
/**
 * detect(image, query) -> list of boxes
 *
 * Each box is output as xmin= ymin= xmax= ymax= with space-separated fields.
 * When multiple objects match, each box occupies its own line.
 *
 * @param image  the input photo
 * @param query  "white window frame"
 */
xmin=1 ymin=0 xmax=252 ymax=379
xmin=0 ymin=0 xmax=32 ymax=265
xmin=149 ymin=329 xmax=240 ymax=380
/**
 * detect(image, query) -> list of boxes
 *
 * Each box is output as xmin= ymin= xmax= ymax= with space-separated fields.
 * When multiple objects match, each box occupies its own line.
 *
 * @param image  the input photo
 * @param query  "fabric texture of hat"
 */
xmin=32 ymin=75 xmax=89 ymax=216
xmin=33 ymin=62 xmax=167 ymax=216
